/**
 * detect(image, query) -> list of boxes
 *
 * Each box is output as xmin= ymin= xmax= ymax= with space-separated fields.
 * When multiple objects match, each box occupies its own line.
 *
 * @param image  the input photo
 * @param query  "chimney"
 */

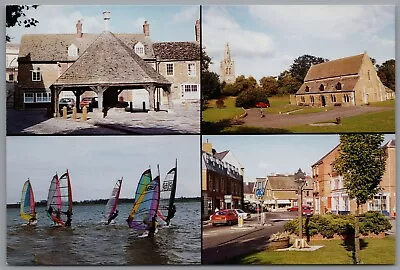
xmin=143 ymin=21 xmax=150 ymax=37
xmin=103 ymin=11 xmax=110 ymax=31
xmin=195 ymin=19 xmax=200 ymax=43
xmin=202 ymin=142 xmax=213 ymax=154
xmin=76 ymin=20 xmax=83 ymax=38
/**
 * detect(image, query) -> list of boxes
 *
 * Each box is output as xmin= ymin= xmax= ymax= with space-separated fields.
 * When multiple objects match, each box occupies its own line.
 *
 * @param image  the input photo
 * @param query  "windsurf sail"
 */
xmin=158 ymin=159 xmax=178 ymax=223
xmin=127 ymin=168 xmax=160 ymax=230
xmin=104 ymin=178 xmax=123 ymax=220
xmin=20 ymin=179 xmax=36 ymax=222
xmin=46 ymin=170 xmax=73 ymax=226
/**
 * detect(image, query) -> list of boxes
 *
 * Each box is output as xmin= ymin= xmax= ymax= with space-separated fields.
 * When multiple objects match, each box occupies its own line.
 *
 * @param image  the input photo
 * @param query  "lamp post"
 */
xmin=294 ymin=168 xmax=310 ymax=249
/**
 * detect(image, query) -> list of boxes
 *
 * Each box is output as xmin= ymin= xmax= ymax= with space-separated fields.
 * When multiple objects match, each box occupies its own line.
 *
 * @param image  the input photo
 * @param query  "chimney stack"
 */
xmin=143 ymin=21 xmax=150 ymax=37
xmin=76 ymin=20 xmax=83 ymax=38
xmin=103 ymin=11 xmax=110 ymax=31
xmin=195 ymin=19 xmax=200 ymax=43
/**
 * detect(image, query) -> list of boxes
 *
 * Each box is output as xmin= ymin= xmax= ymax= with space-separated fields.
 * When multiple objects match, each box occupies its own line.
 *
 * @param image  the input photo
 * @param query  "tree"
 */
xmin=277 ymin=70 xmax=302 ymax=95
xmin=221 ymin=83 xmax=237 ymax=96
xmin=289 ymin=55 xmax=328 ymax=83
xmin=6 ymin=5 xmax=39 ymax=42
xmin=235 ymin=86 xmax=269 ymax=108
xmin=376 ymin=59 xmax=395 ymax=91
xmin=232 ymin=75 xmax=258 ymax=94
xmin=333 ymin=134 xmax=387 ymax=264
xmin=259 ymin=76 xmax=278 ymax=96
xmin=201 ymin=48 xmax=212 ymax=73
xmin=201 ymin=70 xmax=221 ymax=101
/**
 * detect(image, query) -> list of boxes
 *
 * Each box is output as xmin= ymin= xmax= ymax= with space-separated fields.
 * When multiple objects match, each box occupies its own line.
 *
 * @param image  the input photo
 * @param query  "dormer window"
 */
xmin=134 ymin=42 xmax=145 ymax=56
xmin=68 ymin=44 xmax=78 ymax=57
xmin=305 ymin=86 xmax=310 ymax=92
xmin=335 ymin=82 xmax=342 ymax=90
xmin=319 ymin=84 xmax=324 ymax=91
xmin=31 ymin=67 xmax=41 ymax=81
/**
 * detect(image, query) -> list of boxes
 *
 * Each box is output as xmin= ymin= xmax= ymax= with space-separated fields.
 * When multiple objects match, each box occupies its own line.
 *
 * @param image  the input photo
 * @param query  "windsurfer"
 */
xmin=165 ymin=205 xmax=176 ymax=225
xmin=143 ymin=214 xmax=158 ymax=237
xmin=62 ymin=210 xmax=72 ymax=227
xmin=107 ymin=209 xmax=119 ymax=225
xmin=28 ymin=212 xmax=37 ymax=225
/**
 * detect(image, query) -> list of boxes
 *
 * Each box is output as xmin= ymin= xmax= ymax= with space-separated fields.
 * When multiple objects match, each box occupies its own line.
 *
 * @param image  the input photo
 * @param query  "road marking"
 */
xmin=239 ymin=237 xmax=257 ymax=243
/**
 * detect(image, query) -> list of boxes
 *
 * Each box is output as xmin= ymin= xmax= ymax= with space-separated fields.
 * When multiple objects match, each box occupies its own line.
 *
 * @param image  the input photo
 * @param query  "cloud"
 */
xmin=132 ymin=17 xmax=147 ymax=33
xmin=203 ymin=6 xmax=275 ymax=61
xmin=171 ymin=6 xmax=199 ymax=23
xmin=248 ymin=5 xmax=394 ymax=41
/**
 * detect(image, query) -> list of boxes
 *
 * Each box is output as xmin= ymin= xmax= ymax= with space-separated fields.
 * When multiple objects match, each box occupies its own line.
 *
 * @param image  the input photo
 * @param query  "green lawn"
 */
xmin=369 ymin=99 xmax=396 ymax=107
xmin=202 ymin=97 xmax=245 ymax=122
xmin=290 ymin=109 xmax=395 ymax=133
xmin=228 ymin=237 xmax=395 ymax=265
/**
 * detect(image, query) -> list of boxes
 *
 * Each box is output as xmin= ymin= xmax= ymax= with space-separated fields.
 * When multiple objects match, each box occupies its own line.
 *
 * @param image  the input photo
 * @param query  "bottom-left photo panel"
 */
xmin=6 ymin=135 xmax=201 ymax=266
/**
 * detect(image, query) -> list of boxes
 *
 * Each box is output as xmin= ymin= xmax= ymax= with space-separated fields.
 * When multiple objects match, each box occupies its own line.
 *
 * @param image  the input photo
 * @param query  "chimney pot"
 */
xmin=143 ymin=21 xmax=150 ymax=37
xmin=76 ymin=20 xmax=83 ymax=38
xmin=103 ymin=11 xmax=110 ymax=31
xmin=195 ymin=19 xmax=200 ymax=43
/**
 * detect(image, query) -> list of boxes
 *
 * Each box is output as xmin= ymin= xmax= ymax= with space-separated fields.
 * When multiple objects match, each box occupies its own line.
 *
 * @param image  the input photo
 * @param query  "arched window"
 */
xmin=311 ymin=96 xmax=315 ymax=103
xmin=331 ymin=94 xmax=336 ymax=102
xmin=305 ymin=86 xmax=310 ymax=92
xmin=335 ymin=82 xmax=342 ymax=90
xmin=319 ymin=84 xmax=324 ymax=91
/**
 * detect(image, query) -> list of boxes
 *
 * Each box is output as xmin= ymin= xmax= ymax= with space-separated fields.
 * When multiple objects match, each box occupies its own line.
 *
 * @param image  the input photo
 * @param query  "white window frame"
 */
xmin=134 ymin=42 xmax=145 ymax=56
xmin=187 ymin=63 xmax=196 ymax=76
xmin=166 ymin=63 xmax=174 ymax=76
xmin=35 ymin=92 xmax=51 ymax=103
xmin=24 ymin=92 xmax=34 ymax=103
xmin=68 ymin=44 xmax=78 ymax=57
xmin=31 ymin=70 xmax=41 ymax=81
xmin=181 ymin=84 xmax=199 ymax=97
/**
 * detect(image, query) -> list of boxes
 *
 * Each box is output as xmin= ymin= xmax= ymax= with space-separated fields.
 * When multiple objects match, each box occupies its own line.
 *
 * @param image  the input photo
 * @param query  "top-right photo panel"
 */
xmin=201 ymin=5 xmax=395 ymax=134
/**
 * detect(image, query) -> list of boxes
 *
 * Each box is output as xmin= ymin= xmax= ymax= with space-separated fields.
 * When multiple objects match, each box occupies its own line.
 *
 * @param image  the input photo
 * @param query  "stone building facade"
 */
xmin=219 ymin=43 xmax=235 ymax=84
xmin=295 ymin=52 xmax=392 ymax=107
xmin=312 ymin=139 xmax=396 ymax=217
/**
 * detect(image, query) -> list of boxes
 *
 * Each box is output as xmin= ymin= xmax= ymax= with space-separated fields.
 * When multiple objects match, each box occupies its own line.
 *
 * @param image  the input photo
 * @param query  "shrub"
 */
xmin=235 ymin=87 xmax=270 ymax=109
xmin=359 ymin=211 xmax=392 ymax=235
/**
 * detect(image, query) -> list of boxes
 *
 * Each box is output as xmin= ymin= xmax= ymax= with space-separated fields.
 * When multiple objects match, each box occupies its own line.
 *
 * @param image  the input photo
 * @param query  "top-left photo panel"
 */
xmin=6 ymin=5 xmax=201 ymax=135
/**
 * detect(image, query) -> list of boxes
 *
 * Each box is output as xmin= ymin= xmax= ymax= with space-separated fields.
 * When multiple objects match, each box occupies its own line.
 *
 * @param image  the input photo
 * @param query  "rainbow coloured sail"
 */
xmin=104 ymin=178 xmax=123 ymax=220
xmin=46 ymin=170 xmax=73 ymax=226
xmin=158 ymin=159 xmax=178 ymax=223
xmin=20 ymin=179 xmax=36 ymax=222
xmin=127 ymin=168 xmax=160 ymax=230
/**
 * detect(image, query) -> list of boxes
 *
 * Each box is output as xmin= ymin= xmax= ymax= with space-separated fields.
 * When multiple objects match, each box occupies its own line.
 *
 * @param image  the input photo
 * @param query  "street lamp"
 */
xmin=293 ymin=168 xmax=310 ymax=249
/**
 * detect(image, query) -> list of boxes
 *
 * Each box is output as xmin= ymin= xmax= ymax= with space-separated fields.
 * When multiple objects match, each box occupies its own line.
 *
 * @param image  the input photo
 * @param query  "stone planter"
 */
xmin=266 ymin=238 xmax=290 ymax=251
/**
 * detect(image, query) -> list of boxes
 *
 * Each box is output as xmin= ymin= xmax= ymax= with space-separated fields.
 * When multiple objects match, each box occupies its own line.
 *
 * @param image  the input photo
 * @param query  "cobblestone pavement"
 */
xmin=7 ymin=101 xmax=200 ymax=135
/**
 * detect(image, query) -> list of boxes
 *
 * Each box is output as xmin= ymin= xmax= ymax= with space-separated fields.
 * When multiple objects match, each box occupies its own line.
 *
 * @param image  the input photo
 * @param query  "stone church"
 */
xmin=294 ymin=52 xmax=394 ymax=107
xmin=219 ymin=43 xmax=235 ymax=84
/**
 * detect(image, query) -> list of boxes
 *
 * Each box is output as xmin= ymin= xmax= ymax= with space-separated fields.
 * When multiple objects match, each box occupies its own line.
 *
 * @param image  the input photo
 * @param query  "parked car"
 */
xmin=287 ymin=206 xmax=314 ymax=216
xmin=233 ymin=209 xmax=251 ymax=220
xmin=58 ymin=98 xmax=75 ymax=113
xmin=80 ymin=97 xmax=98 ymax=111
xmin=255 ymin=101 xmax=270 ymax=108
xmin=210 ymin=210 xmax=238 ymax=226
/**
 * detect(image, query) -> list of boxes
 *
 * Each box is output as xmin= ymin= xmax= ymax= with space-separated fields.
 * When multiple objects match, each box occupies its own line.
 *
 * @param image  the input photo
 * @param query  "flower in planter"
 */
xmin=269 ymin=231 xmax=291 ymax=241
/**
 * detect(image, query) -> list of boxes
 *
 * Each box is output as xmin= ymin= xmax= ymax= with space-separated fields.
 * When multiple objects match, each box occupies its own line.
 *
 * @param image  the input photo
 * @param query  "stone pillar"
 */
xmin=97 ymin=86 xmax=107 ymax=110
xmin=53 ymin=87 xmax=61 ymax=117
xmin=165 ymin=86 xmax=174 ymax=111
xmin=146 ymin=84 xmax=156 ymax=111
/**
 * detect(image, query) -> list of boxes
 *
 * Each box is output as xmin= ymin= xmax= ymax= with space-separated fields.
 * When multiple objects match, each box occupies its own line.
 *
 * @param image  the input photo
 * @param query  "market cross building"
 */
xmin=293 ymin=52 xmax=394 ymax=107
xmin=15 ymin=12 xmax=200 ymax=115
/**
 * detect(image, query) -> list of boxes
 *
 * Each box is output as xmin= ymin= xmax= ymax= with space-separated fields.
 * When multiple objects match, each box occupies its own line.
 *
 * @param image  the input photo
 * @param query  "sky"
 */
xmin=203 ymin=134 xmax=395 ymax=182
xmin=6 ymin=5 xmax=200 ymax=43
xmin=203 ymin=5 xmax=395 ymax=80
xmin=6 ymin=136 xmax=200 ymax=204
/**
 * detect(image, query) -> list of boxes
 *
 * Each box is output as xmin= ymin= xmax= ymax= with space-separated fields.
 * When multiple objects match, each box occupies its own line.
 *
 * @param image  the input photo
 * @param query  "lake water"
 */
xmin=7 ymin=201 xmax=201 ymax=265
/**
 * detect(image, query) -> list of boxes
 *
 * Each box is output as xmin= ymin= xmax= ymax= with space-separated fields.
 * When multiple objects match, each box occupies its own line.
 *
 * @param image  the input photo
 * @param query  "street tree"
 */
xmin=259 ymin=76 xmax=278 ymax=96
xmin=376 ymin=59 xmax=395 ymax=91
xmin=333 ymin=134 xmax=387 ymax=264
xmin=6 ymin=5 xmax=39 ymax=42
xmin=289 ymin=54 xmax=328 ymax=83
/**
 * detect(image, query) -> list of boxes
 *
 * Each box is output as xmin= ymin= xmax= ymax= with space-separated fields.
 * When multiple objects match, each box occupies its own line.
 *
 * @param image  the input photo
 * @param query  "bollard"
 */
xmin=238 ymin=215 xmax=243 ymax=228
xmin=72 ymin=107 xmax=77 ymax=119
xmin=82 ymin=106 xmax=87 ymax=121
xmin=62 ymin=106 xmax=67 ymax=119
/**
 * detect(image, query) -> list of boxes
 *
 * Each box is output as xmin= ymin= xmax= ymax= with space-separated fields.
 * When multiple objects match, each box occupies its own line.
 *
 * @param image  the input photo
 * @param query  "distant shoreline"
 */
xmin=7 ymin=197 xmax=201 ymax=208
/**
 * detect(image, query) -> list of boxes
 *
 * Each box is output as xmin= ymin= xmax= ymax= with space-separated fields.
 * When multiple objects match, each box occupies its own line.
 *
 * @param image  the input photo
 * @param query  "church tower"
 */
xmin=220 ymin=43 xmax=235 ymax=84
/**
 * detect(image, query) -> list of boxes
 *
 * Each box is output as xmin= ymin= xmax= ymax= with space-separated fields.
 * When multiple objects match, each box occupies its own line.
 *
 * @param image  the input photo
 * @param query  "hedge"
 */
xmin=284 ymin=211 xmax=391 ymax=239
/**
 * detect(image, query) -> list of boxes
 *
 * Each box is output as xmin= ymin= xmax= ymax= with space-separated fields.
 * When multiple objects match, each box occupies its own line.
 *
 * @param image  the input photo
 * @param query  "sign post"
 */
xmin=255 ymin=188 xmax=264 ymax=225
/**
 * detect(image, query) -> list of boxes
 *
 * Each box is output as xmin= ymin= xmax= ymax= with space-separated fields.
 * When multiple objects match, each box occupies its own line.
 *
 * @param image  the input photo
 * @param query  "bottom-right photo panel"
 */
xmin=201 ymin=134 xmax=395 ymax=265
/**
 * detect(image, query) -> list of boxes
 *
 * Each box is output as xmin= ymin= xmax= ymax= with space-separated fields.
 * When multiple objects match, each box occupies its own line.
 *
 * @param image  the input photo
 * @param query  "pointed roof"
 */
xmin=304 ymin=53 xmax=365 ymax=82
xmin=52 ymin=31 xmax=170 ymax=87
xmin=153 ymin=42 xmax=200 ymax=61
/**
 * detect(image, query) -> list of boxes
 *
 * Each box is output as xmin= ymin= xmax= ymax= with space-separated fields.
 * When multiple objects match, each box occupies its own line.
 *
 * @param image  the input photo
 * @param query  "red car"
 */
xmin=287 ymin=206 xmax=314 ymax=216
xmin=80 ymin=97 xmax=98 ymax=111
xmin=255 ymin=101 xmax=270 ymax=108
xmin=210 ymin=210 xmax=238 ymax=226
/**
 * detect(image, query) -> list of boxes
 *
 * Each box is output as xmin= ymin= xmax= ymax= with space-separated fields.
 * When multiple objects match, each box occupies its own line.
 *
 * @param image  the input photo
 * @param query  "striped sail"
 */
xmin=20 ymin=179 xmax=35 ymax=222
xmin=46 ymin=170 xmax=72 ymax=226
xmin=158 ymin=159 xmax=177 ymax=223
xmin=104 ymin=178 xmax=123 ymax=220
xmin=127 ymin=169 xmax=160 ymax=230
